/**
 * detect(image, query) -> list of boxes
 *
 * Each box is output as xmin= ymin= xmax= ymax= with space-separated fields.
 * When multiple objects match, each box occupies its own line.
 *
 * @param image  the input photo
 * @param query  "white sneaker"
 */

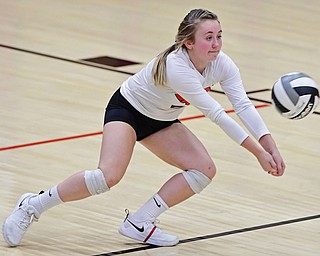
xmin=118 ymin=210 xmax=179 ymax=247
xmin=2 ymin=193 xmax=40 ymax=247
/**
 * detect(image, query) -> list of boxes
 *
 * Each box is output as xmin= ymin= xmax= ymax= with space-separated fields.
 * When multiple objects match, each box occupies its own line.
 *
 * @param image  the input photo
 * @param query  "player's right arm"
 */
xmin=240 ymin=136 xmax=279 ymax=176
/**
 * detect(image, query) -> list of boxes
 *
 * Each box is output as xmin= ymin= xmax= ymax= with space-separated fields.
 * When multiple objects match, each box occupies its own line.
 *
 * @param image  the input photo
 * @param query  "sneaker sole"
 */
xmin=2 ymin=218 xmax=17 ymax=247
xmin=118 ymin=225 xmax=179 ymax=247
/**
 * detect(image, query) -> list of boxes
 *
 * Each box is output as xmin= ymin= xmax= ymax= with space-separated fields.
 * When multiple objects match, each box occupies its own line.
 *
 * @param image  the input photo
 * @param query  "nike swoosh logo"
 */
xmin=153 ymin=197 xmax=161 ymax=208
xmin=19 ymin=196 xmax=28 ymax=207
xmin=48 ymin=189 xmax=52 ymax=197
xmin=126 ymin=219 xmax=144 ymax=232
xmin=170 ymin=105 xmax=184 ymax=109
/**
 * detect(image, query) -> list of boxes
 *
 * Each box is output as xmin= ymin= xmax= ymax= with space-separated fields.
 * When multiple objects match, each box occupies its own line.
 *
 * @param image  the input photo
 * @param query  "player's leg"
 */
xmin=58 ymin=121 xmax=136 ymax=201
xmin=2 ymin=121 xmax=136 ymax=247
xmin=138 ymin=122 xmax=215 ymax=209
xmin=119 ymin=122 xmax=215 ymax=246
xmin=142 ymin=122 xmax=216 ymax=206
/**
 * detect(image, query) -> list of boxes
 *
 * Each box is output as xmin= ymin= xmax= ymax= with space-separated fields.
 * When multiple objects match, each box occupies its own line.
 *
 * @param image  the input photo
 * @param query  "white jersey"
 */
xmin=120 ymin=48 xmax=269 ymax=144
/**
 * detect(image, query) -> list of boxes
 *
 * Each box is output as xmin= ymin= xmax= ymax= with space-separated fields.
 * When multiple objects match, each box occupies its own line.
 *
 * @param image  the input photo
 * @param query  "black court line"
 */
xmin=2 ymin=43 xmax=319 ymax=118
xmin=211 ymin=89 xmax=320 ymax=115
xmin=2 ymin=43 xmax=319 ymax=116
xmin=93 ymin=214 xmax=320 ymax=255
xmin=0 ymin=44 xmax=135 ymax=76
xmin=210 ymin=89 xmax=272 ymax=104
xmin=246 ymin=88 xmax=271 ymax=94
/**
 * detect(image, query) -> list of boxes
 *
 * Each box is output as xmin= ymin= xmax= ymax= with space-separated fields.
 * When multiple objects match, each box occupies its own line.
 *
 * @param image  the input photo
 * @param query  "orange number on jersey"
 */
xmin=175 ymin=87 xmax=211 ymax=105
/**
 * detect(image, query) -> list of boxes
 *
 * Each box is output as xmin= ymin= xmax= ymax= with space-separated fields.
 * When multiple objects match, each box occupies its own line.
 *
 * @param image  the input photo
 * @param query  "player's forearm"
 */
xmin=259 ymin=134 xmax=279 ymax=154
xmin=240 ymin=136 xmax=265 ymax=158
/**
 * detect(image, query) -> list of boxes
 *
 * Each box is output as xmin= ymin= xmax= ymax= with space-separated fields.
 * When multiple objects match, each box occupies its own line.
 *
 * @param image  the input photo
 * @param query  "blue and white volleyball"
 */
xmin=271 ymin=72 xmax=319 ymax=119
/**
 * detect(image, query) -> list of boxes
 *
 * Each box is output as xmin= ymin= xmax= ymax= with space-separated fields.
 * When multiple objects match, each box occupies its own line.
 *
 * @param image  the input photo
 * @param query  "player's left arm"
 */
xmin=219 ymin=59 xmax=285 ymax=176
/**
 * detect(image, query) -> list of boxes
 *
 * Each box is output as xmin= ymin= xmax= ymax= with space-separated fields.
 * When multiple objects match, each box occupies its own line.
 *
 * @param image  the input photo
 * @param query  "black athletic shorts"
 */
xmin=104 ymin=88 xmax=180 ymax=141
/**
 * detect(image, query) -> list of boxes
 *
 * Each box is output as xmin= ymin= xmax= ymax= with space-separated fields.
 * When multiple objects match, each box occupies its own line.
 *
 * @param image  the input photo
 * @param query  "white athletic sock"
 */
xmin=29 ymin=186 xmax=63 ymax=215
xmin=131 ymin=194 xmax=168 ymax=222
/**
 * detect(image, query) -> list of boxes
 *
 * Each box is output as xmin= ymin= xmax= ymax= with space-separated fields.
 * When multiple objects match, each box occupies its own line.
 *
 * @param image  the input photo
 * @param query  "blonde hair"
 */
xmin=152 ymin=9 xmax=219 ymax=86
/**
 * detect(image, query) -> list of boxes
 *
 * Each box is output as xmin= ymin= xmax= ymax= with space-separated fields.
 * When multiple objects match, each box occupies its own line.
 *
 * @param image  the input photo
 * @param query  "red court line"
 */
xmin=0 ymin=104 xmax=270 ymax=151
xmin=0 ymin=132 xmax=103 ymax=151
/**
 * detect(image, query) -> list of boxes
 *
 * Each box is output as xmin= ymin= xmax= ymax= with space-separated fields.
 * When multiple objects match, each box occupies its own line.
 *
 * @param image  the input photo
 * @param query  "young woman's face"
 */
xmin=185 ymin=19 xmax=222 ymax=72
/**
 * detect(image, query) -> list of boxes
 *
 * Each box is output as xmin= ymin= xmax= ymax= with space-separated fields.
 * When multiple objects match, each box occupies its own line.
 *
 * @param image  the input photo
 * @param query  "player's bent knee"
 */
xmin=84 ymin=168 xmax=110 ymax=195
xmin=182 ymin=169 xmax=212 ymax=194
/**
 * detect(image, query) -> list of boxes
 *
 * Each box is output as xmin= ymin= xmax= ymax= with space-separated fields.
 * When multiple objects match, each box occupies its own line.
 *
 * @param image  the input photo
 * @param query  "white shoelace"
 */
xmin=19 ymin=209 xmax=38 ymax=230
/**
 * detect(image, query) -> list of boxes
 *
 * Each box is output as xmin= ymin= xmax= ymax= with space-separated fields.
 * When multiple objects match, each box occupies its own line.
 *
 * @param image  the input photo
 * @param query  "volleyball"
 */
xmin=271 ymin=72 xmax=319 ymax=119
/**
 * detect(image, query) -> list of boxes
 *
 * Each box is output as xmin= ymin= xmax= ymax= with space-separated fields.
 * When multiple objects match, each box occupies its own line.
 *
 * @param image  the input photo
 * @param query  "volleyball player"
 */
xmin=3 ymin=9 xmax=285 ymax=247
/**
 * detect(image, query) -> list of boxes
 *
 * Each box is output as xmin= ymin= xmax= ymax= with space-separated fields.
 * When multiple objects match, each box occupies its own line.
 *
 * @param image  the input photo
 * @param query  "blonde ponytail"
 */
xmin=152 ymin=44 xmax=176 ymax=86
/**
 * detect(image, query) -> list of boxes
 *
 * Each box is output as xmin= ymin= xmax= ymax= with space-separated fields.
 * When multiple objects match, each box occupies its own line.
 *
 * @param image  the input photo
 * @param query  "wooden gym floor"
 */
xmin=0 ymin=0 xmax=319 ymax=255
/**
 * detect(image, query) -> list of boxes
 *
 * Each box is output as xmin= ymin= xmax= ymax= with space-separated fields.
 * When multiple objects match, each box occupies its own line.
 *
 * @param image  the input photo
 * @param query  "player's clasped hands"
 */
xmin=257 ymin=150 xmax=285 ymax=177
xmin=270 ymin=150 xmax=286 ymax=176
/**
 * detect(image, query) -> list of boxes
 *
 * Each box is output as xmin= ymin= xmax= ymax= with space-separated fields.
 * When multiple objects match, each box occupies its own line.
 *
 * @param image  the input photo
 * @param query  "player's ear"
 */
xmin=184 ymin=40 xmax=194 ymax=50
